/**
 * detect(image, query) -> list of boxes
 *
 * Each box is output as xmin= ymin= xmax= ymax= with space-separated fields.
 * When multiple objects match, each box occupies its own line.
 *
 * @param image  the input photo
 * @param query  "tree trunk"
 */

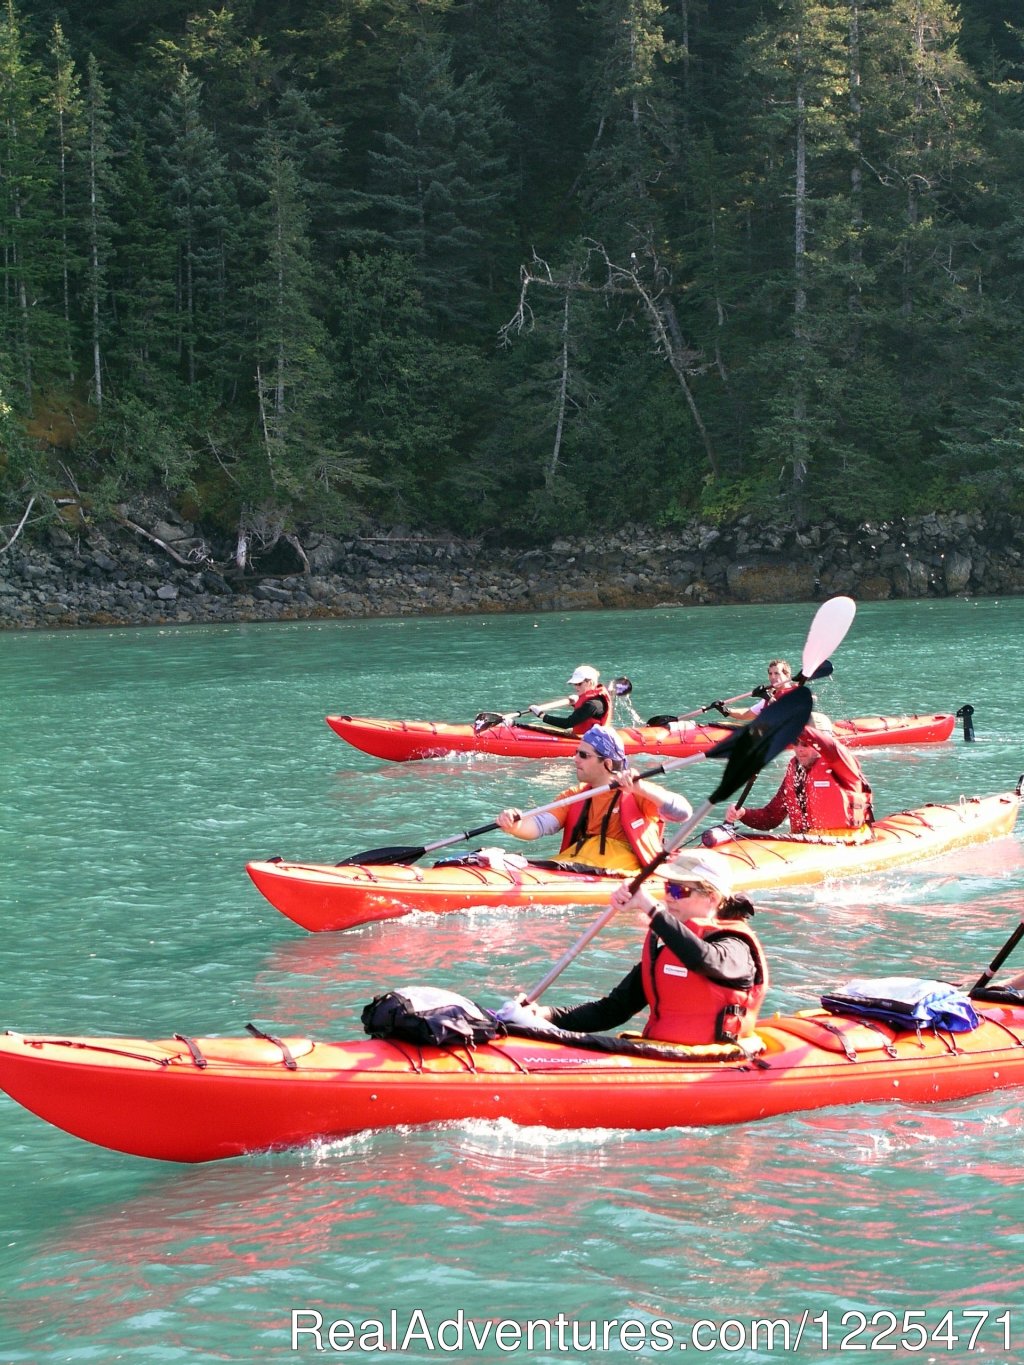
xmin=545 ymin=292 xmax=571 ymax=488
xmin=791 ymin=55 xmax=809 ymax=497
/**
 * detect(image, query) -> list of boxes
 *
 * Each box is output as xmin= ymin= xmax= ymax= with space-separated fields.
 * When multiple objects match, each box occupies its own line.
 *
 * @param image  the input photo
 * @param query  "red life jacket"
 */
xmin=558 ymin=788 xmax=664 ymax=866
xmin=640 ymin=915 xmax=768 ymax=1044
xmin=783 ymin=739 xmax=872 ymax=834
xmin=571 ymin=683 xmax=612 ymax=735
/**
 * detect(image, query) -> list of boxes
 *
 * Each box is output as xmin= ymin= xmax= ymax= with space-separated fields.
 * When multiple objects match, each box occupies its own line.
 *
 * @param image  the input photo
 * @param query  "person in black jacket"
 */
xmin=504 ymin=851 xmax=767 ymax=1045
xmin=528 ymin=665 xmax=612 ymax=732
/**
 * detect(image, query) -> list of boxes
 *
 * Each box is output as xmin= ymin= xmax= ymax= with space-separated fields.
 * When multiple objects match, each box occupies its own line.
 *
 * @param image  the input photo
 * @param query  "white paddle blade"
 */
xmin=802 ymin=596 xmax=856 ymax=679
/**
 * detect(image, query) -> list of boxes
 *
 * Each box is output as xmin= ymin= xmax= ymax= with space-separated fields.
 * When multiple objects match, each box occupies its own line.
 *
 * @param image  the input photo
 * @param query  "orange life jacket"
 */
xmin=640 ymin=915 xmax=768 ymax=1044
xmin=558 ymin=787 xmax=664 ymax=866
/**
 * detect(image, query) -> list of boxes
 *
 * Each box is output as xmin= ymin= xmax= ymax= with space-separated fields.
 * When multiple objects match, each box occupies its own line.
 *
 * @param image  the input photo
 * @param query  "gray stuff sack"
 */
xmin=821 ymin=976 xmax=980 ymax=1033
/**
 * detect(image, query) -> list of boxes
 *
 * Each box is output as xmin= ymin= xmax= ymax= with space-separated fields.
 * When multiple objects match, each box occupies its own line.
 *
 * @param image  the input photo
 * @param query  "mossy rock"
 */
xmin=856 ymin=577 xmax=893 ymax=600
xmin=726 ymin=564 xmax=817 ymax=603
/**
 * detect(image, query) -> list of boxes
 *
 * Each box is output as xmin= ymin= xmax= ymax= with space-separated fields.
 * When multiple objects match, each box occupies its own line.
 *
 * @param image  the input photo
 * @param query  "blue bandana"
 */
xmin=581 ymin=725 xmax=627 ymax=767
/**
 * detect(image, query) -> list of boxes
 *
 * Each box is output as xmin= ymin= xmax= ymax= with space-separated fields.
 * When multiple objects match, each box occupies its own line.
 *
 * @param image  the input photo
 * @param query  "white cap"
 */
xmin=654 ymin=849 xmax=733 ymax=900
xmin=568 ymin=665 xmax=599 ymax=686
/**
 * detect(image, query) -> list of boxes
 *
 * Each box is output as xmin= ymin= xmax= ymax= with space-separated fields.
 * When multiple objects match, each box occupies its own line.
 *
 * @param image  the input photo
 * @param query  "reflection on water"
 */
xmin=5 ymin=1101 xmax=1023 ymax=1361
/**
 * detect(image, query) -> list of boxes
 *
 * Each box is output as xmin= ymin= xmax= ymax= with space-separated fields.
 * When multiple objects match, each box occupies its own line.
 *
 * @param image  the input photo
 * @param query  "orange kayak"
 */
xmin=246 ymin=788 xmax=1021 ymax=933
xmin=1 ymin=992 xmax=1022 ymax=1162
xmin=325 ymin=712 xmax=957 ymax=762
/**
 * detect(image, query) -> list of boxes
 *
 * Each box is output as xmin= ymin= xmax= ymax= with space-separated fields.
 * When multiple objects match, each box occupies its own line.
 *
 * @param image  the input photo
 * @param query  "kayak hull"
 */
xmin=1 ymin=1003 xmax=1022 ymax=1162
xmin=326 ymin=712 xmax=956 ymax=762
xmin=247 ymin=791 xmax=1020 ymax=932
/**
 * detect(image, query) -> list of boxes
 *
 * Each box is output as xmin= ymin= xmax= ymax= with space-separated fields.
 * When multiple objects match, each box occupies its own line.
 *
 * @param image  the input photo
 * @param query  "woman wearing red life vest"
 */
xmin=725 ymin=720 xmax=873 ymax=837
xmin=495 ymin=725 xmax=692 ymax=873
xmin=529 ymin=665 xmax=613 ymax=735
xmin=512 ymin=851 xmax=767 ymax=1045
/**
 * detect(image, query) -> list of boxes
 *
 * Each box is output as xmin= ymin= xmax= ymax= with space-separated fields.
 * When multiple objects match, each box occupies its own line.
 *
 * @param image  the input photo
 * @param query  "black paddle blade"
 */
xmin=612 ymin=675 xmax=633 ymax=696
xmin=708 ymin=689 xmax=812 ymax=804
xmin=336 ymin=843 xmax=426 ymax=867
xmin=795 ymin=657 xmax=835 ymax=685
xmin=473 ymin=711 xmax=507 ymax=734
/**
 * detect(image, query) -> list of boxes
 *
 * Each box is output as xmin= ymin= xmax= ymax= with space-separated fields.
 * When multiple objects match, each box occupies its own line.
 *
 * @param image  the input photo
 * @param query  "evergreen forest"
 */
xmin=1 ymin=0 xmax=1023 ymax=559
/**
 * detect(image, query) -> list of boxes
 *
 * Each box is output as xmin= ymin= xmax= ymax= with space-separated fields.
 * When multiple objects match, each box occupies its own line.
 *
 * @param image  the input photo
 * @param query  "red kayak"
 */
xmin=325 ymin=712 xmax=957 ymax=762
xmin=1 ymin=987 xmax=1021 ymax=1162
xmin=246 ymin=788 xmax=1021 ymax=933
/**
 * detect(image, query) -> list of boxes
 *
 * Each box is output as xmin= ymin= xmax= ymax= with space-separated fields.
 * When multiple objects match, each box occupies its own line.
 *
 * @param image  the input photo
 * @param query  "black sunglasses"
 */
xmin=666 ymin=882 xmax=713 ymax=900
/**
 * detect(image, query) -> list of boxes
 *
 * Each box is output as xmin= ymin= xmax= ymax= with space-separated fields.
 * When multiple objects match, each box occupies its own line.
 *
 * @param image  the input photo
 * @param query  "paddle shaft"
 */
xmin=673 ymin=653 xmax=837 ymax=723
xmin=675 ymin=690 xmax=756 ymax=722
xmin=340 ymin=732 xmax=732 ymax=864
xmin=969 ymin=921 xmax=1024 ymax=997
xmin=478 ymin=675 xmax=633 ymax=731
xmin=524 ymin=795 xmax=714 ymax=1003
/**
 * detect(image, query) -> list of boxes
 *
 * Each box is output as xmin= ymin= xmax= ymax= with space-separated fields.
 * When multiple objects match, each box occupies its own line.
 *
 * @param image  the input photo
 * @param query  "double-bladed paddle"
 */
xmin=518 ymin=595 xmax=855 ymax=1002
xmin=644 ymin=601 xmax=849 ymax=728
xmin=337 ymin=733 xmax=745 ymax=867
xmin=474 ymin=676 xmax=633 ymax=734
xmin=646 ymin=657 xmax=834 ymax=727
xmin=522 ymin=687 xmax=813 ymax=1003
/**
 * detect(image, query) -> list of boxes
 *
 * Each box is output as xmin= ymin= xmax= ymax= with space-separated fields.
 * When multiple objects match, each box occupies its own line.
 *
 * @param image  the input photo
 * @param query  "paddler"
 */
xmin=724 ymin=716 xmax=872 ymax=839
xmin=713 ymin=657 xmax=797 ymax=722
xmin=496 ymin=724 xmax=692 ymax=872
xmin=525 ymin=665 xmax=612 ymax=734
xmin=505 ymin=851 xmax=767 ymax=1045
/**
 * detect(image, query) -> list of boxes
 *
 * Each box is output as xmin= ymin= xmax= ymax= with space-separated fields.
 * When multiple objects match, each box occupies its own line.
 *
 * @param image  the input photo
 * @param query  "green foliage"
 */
xmin=0 ymin=0 xmax=1023 ymax=541
xmin=77 ymin=393 xmax=197 ymax=511
xmin=367 ymin=34 xmax=514 ymax=324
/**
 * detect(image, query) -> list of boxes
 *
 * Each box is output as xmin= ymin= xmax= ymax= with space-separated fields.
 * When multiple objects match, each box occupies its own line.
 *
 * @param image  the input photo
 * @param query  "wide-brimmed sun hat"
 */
xmin=654 ymin=849 xmax=733 ymax=900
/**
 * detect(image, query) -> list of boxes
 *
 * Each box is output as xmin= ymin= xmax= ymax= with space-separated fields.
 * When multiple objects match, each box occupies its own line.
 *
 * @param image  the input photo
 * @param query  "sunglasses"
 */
xmin=665 ymin=882 xmax=713 ymax=901
xmin=575 ymin=749 xmax=598 ymax=759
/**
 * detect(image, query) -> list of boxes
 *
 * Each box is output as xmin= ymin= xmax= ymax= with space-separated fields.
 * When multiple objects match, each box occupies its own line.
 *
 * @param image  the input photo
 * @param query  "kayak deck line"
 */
xmin=5 ymin=1008 xmax=1024 ymax=1079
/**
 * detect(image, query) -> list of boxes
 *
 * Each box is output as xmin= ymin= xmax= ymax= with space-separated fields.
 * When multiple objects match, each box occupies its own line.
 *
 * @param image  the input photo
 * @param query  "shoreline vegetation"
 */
xmin=2 ymin=5 xmax=1023 ymax=583
xmin=2 ymin=507 xmax=1021 ymax=632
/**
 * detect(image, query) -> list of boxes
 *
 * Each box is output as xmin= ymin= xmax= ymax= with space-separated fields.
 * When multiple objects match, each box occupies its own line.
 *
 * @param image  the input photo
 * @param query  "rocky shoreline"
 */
xmin=2 ymin=508 xmax=1022 ymax=630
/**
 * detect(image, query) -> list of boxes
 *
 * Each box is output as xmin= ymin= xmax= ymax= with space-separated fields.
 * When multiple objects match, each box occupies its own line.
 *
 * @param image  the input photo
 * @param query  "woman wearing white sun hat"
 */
xmin=513 ymin=850 xmax=768 ymax=1045
xmin=528 ymin=664 xmax=612 ymax=734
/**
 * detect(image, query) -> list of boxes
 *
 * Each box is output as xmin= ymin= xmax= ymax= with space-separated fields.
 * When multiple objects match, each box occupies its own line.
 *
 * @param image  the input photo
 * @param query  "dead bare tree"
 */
xmin=501 ymin=241 xmax=719 ymax=479
xmin=0 ymin=495 xmax=37 ymax=554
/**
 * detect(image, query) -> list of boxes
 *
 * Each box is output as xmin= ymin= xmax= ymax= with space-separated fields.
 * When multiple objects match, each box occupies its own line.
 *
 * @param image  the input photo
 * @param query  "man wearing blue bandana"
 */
xmin=496 ymin=725 xmax=693 ymax=872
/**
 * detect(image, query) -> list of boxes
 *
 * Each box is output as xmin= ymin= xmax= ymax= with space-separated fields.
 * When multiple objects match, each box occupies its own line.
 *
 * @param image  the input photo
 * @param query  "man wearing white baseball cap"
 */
xmin=514 ymin=849 xmax=768 ymax=1045
xmin=527 ymin=665 xmax=611 ymax=733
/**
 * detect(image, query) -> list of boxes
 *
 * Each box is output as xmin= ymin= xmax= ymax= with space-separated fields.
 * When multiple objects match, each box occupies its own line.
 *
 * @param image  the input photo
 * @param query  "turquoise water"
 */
xmin=2 ymin=599 xmax=1023 ymax=1363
